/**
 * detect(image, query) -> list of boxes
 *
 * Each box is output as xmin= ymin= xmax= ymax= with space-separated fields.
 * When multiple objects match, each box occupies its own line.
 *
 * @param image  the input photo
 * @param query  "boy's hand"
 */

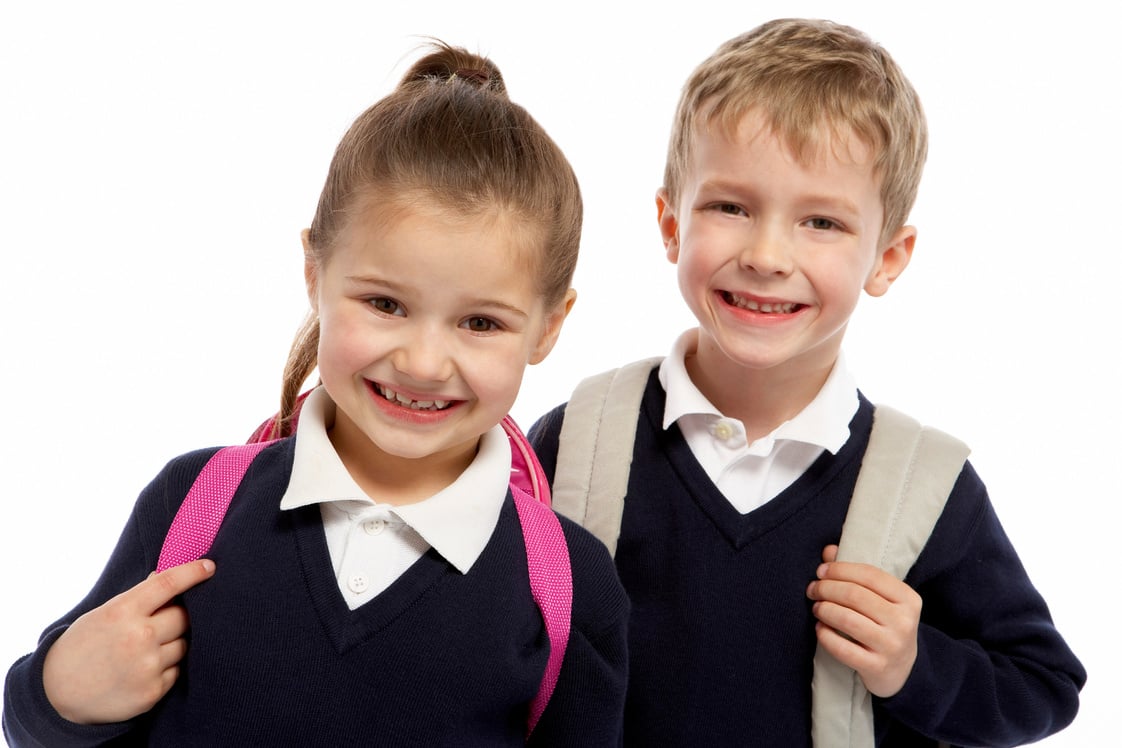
xmin=806 ymin=545 xmax=920 ymax=697
xmin=42 ymin=559 xmax=216 ymax=725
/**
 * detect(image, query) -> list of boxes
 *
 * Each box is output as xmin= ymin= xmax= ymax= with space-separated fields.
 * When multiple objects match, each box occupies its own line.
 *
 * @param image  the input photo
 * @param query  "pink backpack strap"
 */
xmin=502 ymin=415 xmax=551 ymax=507
xmin=155 ymin=441 xmax=277 ymax=573
xmin=166 ymin=402 xmax=571 ymax=738
xmin=504 ymin=417 xmax=571 ymax=734
xmin=511 ymin=489 xmax=572 ymax=735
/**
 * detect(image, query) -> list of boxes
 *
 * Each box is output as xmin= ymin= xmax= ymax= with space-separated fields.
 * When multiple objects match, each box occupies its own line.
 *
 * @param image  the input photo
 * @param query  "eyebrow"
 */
xmin=468 ymin=300 xmax=531 ymax=320
xmin=345 ymin=275 xmax=530 ymax=319
xmin=700 ymin=180 xmax=863 ymax=218
xmin=798 ymin=195 xmax=863 ymax=218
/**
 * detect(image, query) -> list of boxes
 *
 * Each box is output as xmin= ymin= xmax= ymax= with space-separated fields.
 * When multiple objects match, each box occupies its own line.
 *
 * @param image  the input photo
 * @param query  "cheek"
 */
xmin=812 ymin=260 xmax=868 ymax=312
xmin=317 ymin=308 xmax=374 ymax=373
xmin=676 ymin=251 xmax=714 ymax=308
xmin=463 ymin=346 xmax=529 ymax=407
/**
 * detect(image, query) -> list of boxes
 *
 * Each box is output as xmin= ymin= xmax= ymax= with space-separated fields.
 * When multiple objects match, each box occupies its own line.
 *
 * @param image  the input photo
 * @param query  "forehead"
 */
xmin=707 ymin=107 xmax=877 ymax=174
xmin=324 ymin=191 xmax=545 ymax=301
xmin=338 ymin=188 xmax=542 ymax=265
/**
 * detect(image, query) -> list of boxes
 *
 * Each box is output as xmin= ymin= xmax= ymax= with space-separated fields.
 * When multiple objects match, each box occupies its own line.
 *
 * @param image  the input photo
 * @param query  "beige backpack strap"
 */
xmin=811 ymin=405 xmax=969 ymax=748
xmin=551 ymin=357 xmax=663 ymax=556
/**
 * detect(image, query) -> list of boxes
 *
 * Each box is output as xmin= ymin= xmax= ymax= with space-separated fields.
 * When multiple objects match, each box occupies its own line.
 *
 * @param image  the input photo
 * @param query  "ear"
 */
xmin=302 ymin=228 xmax=319 ymax=313
xmin=529 ymin=288 xmax=578 ymax=365
xmin=865 ymin=225 xmax=916 ymax=297
xmin=656 ymin=188 xmax=681 ymax=264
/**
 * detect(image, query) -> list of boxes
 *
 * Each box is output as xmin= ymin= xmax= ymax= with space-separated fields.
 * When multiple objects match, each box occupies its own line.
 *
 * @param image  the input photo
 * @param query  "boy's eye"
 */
xmin=370 ymin=297 xmax=404 ymax=316
xmin=463 ymin=316 xmax=499 ymax=333
xmin=717 ymin=203 xmax=747 ymax=216
xmin=805 ymin=217 xmax=839 ymax=230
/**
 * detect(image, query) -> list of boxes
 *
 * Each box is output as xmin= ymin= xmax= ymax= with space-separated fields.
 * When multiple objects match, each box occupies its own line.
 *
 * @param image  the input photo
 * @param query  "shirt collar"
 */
xmin=658 ymin=328 xmax=857 ymax=454
xmin=279 ymin=386 xmax=511 ymax=573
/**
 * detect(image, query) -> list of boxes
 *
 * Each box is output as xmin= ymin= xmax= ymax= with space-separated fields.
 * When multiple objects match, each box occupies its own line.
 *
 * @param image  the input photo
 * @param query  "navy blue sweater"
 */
xmin=529 ymin=370 xmax=1085 ymax=747
xmin=3 ymin=438 xmax=629 ymax=746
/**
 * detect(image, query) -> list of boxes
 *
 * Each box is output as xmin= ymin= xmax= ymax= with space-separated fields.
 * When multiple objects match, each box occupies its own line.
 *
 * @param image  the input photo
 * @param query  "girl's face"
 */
xmin=306 ymin=196 xmax=573 ymax=503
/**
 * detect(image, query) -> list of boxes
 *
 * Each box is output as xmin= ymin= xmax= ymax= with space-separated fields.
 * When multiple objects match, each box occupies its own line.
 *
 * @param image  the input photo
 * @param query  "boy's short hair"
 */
xmin=663 ymin=18 xmax=927 ymax=244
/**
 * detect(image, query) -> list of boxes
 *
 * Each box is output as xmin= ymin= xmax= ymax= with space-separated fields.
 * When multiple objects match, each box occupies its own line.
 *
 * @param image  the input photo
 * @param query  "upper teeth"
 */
xmin=727 ymin=293 xmax=797 ymax=314
xmin=379 ymin=386 xmax=449 ymax=411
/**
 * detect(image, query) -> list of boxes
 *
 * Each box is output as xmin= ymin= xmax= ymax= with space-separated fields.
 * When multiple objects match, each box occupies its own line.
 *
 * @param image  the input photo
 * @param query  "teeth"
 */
xmin=378 ymin=385 xmax=450 ymax=411
xmin=726 ymin=293 xmax=797 ymax=314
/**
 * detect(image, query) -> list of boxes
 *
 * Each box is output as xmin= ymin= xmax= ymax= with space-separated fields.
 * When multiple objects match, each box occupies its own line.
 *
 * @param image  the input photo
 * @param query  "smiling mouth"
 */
xmin=373 ymin=383 xmax=454 ymax=411
xmin=722 ymin=291 xmax=802 ymax=314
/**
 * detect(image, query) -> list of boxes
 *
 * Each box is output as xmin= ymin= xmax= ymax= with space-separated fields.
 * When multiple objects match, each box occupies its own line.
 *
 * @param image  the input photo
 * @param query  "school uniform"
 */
xmin=4 ymin=388 xmax=629 ymax=746
xmin=529 ymin=330 xmax=1085 ymax=747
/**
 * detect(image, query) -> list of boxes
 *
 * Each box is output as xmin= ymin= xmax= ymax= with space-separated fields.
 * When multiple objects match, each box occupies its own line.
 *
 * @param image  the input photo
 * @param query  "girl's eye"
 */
xmin=370 ymin=297 xmax=404 ymax=316
xmin=463 ymin=317 xmax=499 ymax=333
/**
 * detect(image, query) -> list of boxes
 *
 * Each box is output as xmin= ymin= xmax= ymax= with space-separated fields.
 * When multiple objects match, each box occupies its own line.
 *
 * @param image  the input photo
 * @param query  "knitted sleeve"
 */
xmin=2 ymin=448 xmax=217 ymax=747
xmin=876 ymin=462 xmax=1086 ymax=745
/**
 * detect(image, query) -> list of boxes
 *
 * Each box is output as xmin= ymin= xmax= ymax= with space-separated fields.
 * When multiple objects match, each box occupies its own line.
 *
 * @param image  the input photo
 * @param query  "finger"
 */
xmin=816 ymin=560 xmax=916 ymax=605
xmin=157 ymin=664 xmax=182 ymax=702
xmin=815 ymin=621 xmax=876 ymax=670
xmin=811 ymin=594 xmax=881 ymax=644
xmin=148 ymin=603 xmax=191 ymax=644
xmin=134 ymin=559 xmax=216 ymax=613
xmin=158 ymin=637 xmax=189 ymax=671
xmin=811 ymin=576 xmax=889 ymax=611
xmin=821 ymin=544 xmax=839 ymax=563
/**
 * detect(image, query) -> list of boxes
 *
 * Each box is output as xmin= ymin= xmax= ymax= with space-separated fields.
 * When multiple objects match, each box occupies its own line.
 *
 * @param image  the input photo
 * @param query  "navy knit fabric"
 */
xmin=4 ymin=438 xmax=629 ymax=747
xmin=529 ymin=369 xmax=1085 ymax=747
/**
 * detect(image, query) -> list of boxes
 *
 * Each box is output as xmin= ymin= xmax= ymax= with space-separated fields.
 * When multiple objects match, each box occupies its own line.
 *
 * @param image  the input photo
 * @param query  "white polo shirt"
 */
xmin=279 ymin=387 xmax=511 ymax=609
xmin=659 ymin=329 xmax=858 ymax=514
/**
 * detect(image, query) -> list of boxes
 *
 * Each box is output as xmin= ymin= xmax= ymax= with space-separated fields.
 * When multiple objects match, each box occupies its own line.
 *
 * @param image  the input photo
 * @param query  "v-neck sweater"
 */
xmin=4 ymin=438 xmax=629 ymax=747
xmin=529 ymin=368 xmax=1085 ymax=747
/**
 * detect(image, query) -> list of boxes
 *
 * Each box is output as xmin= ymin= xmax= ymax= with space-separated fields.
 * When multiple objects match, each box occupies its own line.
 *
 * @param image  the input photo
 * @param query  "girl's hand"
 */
xmin=42 ymin=559 xmax=216 ymax=724
xmin=806 ymin=545 xmax=921 ymax=697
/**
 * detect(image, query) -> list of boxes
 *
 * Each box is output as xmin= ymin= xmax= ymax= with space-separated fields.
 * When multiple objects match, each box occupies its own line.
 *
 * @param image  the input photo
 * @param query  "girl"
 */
xmin=3 ymin=43 xmax=628 ymax=746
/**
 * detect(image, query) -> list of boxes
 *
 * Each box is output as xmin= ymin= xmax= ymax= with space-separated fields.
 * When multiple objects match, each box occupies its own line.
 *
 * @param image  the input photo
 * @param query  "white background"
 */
xmin=1 ymin=1 xmax=1117 ymax=745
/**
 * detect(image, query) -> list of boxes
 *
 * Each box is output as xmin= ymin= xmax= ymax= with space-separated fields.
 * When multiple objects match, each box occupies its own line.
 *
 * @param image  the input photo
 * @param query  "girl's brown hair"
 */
xmin=272 ymin=42 xmax=582 ymax=437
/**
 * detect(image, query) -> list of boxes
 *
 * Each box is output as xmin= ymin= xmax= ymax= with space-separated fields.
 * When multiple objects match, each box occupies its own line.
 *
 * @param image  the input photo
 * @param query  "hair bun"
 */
xmin=452 ymin=68 xmax=490 ymax=86
xmin=402 ymin=41 xmax=506 ymax=94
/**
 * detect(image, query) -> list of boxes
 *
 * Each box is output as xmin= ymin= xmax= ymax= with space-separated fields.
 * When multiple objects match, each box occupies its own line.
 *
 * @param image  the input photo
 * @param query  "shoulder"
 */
xmin=150 ymin=439 xmax=293 ymax=492
xmin=135 ymin=439 xmax=294 ymax=523
xmin=529 ymin=358 xmax=664 ymax=464
xmin=556 ymin=513 xmax=629 ymax=632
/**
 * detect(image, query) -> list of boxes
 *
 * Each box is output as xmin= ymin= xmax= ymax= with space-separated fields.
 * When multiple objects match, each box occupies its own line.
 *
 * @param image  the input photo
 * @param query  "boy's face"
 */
xmin=658 ymin=111 xmax=913 ymax=386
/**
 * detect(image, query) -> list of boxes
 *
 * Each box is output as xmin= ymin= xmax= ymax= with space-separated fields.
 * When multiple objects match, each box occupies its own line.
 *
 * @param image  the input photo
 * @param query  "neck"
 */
xmin=329 ymin=427 xmax=478 ymax=506
xmin=686 ymin=345 xmax=836 ymax=443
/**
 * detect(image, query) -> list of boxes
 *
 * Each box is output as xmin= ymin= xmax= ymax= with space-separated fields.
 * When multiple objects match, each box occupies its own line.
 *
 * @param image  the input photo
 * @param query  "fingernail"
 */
xmin=817 ymin=563 xmax=828 ymax=578
xmin=201 ymin=559 xmax=216 ymax=573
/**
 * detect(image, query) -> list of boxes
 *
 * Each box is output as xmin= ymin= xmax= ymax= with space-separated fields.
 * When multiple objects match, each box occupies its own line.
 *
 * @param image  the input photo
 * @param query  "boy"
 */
xmin=529 ymin=18 xmax=1085 ymax=746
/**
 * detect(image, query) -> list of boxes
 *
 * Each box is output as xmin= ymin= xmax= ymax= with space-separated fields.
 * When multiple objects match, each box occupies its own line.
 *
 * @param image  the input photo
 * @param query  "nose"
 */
xmin=390 ymin=327 xmax=454 ymax=383
xmin=738 ymin=222 xmax=794 ymax=276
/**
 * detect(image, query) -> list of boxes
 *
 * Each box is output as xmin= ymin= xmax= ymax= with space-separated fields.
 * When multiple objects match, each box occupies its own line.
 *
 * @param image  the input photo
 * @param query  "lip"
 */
xmin=716 ymin=290 xmax=806 ymax=322
xmin=366 ymin=380 xmax=464 ymax=424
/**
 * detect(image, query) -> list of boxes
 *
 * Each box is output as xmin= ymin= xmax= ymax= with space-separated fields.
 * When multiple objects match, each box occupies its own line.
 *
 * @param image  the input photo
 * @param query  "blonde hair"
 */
xmin=663 ymin=18 xmax=927 ymax=244
xmin=273 ymin=42 xmax=582 ymax=436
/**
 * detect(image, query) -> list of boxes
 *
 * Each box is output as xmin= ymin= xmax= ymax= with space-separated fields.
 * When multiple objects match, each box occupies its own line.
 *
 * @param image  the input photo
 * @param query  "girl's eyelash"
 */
xmin=369 ymin=297 xmax=404 ymax=316
xmin=464 ymin=316 xmax=501 ymax=333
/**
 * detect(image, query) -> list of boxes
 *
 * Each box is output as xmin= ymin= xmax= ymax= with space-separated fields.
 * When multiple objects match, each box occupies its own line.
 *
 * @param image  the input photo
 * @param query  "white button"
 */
xmin=712 ymin=420 xmax=735 ymax=441
xmin=347 ymin=574 xmax=369 ymax=594
xmin=363 ymin=518 xmax=386 ymax=535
